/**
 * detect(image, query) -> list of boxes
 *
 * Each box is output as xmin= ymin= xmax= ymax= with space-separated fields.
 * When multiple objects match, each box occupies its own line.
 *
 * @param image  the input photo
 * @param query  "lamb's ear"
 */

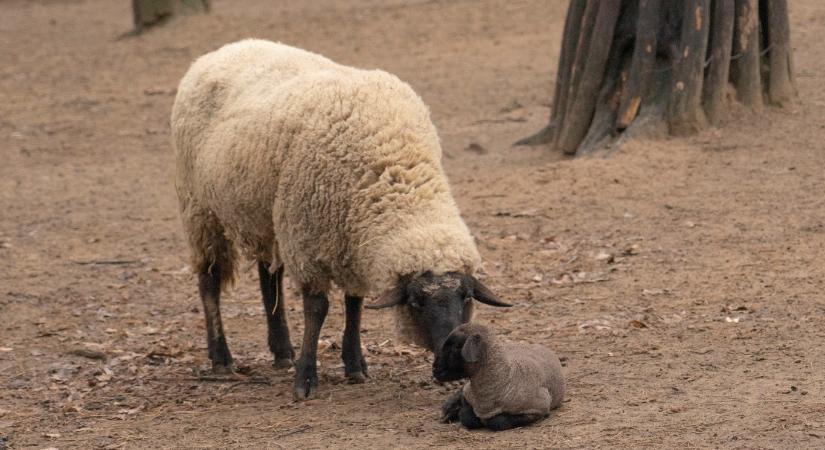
xmin=469 ymin=276 xmax=512 ymax=307
xmin=461 ymin=333 xmax=484 ymax=363
xmin=365 ymin=285 xmax=405 ymax=309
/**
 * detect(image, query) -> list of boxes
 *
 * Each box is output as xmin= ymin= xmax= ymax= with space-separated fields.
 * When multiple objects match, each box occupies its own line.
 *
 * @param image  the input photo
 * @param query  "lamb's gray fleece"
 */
xmin=461 ymin=324 xmax=565 ymax=420
xmin=171 ymin=39 xmax=481 ymax=296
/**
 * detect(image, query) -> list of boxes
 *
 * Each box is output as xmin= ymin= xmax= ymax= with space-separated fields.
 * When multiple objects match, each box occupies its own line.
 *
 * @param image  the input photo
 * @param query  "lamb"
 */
xmin=170 ymin=39 xmax=511 ymax=400
xmin=433 ymin=323 xmax=565 ymax=431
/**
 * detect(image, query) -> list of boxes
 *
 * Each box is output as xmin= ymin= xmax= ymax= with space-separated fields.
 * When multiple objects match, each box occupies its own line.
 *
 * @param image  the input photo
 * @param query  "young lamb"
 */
xmin=171 ymin=39 xmax=511 ymax=400
xmin=433 ymin=323 xmax=565 ymax=431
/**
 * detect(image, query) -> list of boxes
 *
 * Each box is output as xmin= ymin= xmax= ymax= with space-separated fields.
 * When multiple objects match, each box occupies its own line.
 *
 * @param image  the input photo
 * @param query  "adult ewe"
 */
xmin=171 ymin=39 xmax=510 ymax=400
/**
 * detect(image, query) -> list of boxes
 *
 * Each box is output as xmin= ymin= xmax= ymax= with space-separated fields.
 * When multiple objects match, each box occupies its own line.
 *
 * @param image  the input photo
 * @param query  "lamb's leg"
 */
xmin=485 ymin=413 xmax=545 ymax=431
xmin=198 ymin=264 xmax=233 ymax=374
xmin=258 ymin=262 xmax=295 ymax=368
xmin=441 ymin=389 xmax=464 ymax=423
xmin=342 ymin=294 xmax=368 ymax=383
xmin=293 ymin=287 xmax=329 ymax=400
xmin=458 ymin=396 xmax=484 ymax=429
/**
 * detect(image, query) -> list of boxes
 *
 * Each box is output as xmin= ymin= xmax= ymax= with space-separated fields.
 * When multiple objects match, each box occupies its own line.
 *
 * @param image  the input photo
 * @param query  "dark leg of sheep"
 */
xmin=458 ymin=396 xmax=484 ymax=429
xmin=342 ymin=294 xmax=368 ymax=383
xmin=485 ymin=413 xmax=545 ymax=431
xmin=198 ymin=264 xmax=233 ymax=373
xmin=293 ymin=288 xmax=329 ymax=400
xmin=258 ymin=262 xmax=295 ymax=368
xmin=441 ymin=389 xmax=464 ymax=423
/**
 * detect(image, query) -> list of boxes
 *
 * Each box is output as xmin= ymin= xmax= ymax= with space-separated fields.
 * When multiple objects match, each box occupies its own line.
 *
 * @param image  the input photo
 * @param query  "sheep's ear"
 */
xmin=365 ymin=285 xmax=405 ymax=309
xmin=469 ymin=276 xmax=512 ymax=307
xmin=461 ymin=333 xmax=484 ymax=363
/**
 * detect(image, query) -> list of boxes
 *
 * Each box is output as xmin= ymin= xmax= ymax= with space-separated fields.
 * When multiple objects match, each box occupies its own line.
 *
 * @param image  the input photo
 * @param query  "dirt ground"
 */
xmin=1 ymin=0 xmax=825 ymax=448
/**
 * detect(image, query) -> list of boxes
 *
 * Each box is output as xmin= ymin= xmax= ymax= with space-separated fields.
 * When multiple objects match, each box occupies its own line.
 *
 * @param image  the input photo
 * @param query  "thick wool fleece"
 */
xmin=459 ymin=324 xmax=565 ymax=420
xmin=172 ymin=39 xmax=480 ymax=295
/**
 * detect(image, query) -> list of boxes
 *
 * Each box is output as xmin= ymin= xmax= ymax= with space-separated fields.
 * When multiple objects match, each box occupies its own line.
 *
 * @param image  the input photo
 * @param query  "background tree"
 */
xmin=518 ymin=0 xmax=796 ymax=156
xmin=131 ymin=0 xmax=211 ymax=33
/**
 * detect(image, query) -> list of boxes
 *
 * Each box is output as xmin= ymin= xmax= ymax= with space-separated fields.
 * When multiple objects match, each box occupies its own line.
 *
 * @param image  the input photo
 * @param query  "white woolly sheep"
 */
xmin=433 ymin=323 xmax=565 ymax=431
xmin=171 ymin=39 xmax=510 ymax=400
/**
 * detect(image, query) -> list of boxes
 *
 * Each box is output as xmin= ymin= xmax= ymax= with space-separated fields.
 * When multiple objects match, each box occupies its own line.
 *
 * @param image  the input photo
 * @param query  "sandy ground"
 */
xmin=1 ymin=0 xmax=825 ymax=448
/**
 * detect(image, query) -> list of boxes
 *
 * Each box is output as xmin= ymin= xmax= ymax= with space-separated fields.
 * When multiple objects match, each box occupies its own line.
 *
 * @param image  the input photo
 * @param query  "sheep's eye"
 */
xmin=408 ymin=297 xmax=421 ymax=309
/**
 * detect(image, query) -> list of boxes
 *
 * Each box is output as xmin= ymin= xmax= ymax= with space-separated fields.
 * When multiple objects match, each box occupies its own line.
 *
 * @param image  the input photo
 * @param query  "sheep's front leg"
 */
xmin=458 ymin=396 xmax=484 ymax=429
xmin=441 ymin=389 xmax=463 ymax=423
xmin=293 ymin=288 xmax=329 ymax=400
xmin=485 ymin=413 xmax=544 ymax=431
xmin=258 ymin=262 xmax=295 ymax=368
xmin=342 ymin=294 xmax=368 ymax=383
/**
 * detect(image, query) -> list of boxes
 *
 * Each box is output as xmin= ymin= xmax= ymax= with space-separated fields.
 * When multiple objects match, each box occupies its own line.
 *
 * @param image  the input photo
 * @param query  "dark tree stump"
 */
xmin=519 ymin=0 xmax=797 ymax=156
xmin=131 ymin=0 xmax=211 ymax=33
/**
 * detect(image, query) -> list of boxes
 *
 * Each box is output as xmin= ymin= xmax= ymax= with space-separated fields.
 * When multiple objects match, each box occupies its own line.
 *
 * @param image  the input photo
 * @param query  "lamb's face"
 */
xmin=432 ymin=327 xmax=469 ymax=382
xmin=367 ymin=271 xmax=511 ymax=352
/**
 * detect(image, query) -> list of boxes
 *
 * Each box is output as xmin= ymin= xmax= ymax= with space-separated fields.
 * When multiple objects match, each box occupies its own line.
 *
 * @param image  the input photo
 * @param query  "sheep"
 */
xmin=170 ymin=39 xmax=511 ymax=400
xmin=433 ymin=323 xmax=565 ymax=431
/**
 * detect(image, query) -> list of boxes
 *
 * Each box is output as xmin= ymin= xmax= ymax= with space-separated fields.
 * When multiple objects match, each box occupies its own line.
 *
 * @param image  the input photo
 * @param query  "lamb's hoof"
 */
xmin=346 ymin=371 xmax=367 ymax=384
xmin=273 ymin=358 xmax=294 ymax=369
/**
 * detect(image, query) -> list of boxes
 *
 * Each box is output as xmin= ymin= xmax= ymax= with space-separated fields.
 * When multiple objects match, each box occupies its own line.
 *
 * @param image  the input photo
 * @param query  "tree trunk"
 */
xmin=519 ymin=0 xmax=796 ymax=156
xmin=132 ymin=0 xmax=211 ymax=33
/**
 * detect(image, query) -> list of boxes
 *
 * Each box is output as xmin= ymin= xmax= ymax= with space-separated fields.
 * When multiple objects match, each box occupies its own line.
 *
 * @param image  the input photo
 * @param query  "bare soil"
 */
xmin=2 ymin=0 xmax=825 ymax=448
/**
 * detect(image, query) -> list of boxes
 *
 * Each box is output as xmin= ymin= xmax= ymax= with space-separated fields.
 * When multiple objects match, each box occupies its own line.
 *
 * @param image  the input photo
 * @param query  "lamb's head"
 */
xmin=432 ymin=323 xmax=493 ymax=382
xmin=366 ymin=271 xmax=509 ymax=352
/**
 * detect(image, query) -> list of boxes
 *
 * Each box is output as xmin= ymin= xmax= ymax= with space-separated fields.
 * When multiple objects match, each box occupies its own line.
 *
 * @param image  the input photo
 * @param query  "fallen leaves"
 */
xmin=642 ymin=288 xmax=673 ymax=296
xmin=628 ymin=320 xmax=649 ymax=329
xmin=551 ymin=271 xmax=611 ymax=286
xmin=67 ymin=348 xmax=107 ymax=361
xmin=494 ymin=208 xmax=540 ymax=218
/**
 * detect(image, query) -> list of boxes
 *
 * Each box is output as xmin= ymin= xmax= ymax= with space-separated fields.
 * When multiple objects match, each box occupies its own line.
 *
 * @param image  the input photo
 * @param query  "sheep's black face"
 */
xmin=403 ymin=272 xmax=473 ymax=352
xmin=432 ymin=328 xmax=469 ymax=382
xmin=366 ymin=271 xmax=510 ymax=352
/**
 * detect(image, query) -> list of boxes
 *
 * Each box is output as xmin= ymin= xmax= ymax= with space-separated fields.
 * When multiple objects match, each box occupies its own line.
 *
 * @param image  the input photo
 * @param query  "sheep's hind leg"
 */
xmin=484 ymin=413 xmax=544 ymax=431
xmin=293 ymin=287 xmax=329 ymax=400
xmin=258 ymin=262 xmax=295 ymax=368
xmin=198 ymin=264 xmax=234 ymax=374
xmin=342 ymin=294 xmax=368 ymax=383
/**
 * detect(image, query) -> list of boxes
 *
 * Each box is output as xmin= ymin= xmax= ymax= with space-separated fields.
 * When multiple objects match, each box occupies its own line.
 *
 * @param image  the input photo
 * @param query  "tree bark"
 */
xmin=556 ymin=1 xmax=622 ymax=155
xmin=732 ymin=0 xmax=763 ymax=111
xmin=765 ymin=0 xmax=796 ymax=105
xmin=518 ymin=0 xmax=796 ymax=156
xmin=132 ymin=0 xmax=210 ymax=32
xmin=703 ymin=0 xmax=735 ymax=124
xmin=667 ymin=0 xmax=710 ymax=135
xmin=615 ymin=0 xmax=661 ymax=131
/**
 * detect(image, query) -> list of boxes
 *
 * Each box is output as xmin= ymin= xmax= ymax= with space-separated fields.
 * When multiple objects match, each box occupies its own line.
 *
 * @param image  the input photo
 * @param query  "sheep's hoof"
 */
xmin=211 ymin=363 xmax=235 ymax=375
xmin=292 ymin=365 xmax=318 ymax=401
xmin=292 ymin=380 xmax=317 ymax=401
xmin=273 ymin=358 xmax=294 ymax=369
xmin=346 ymin=371 xmax=367 ymax=384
